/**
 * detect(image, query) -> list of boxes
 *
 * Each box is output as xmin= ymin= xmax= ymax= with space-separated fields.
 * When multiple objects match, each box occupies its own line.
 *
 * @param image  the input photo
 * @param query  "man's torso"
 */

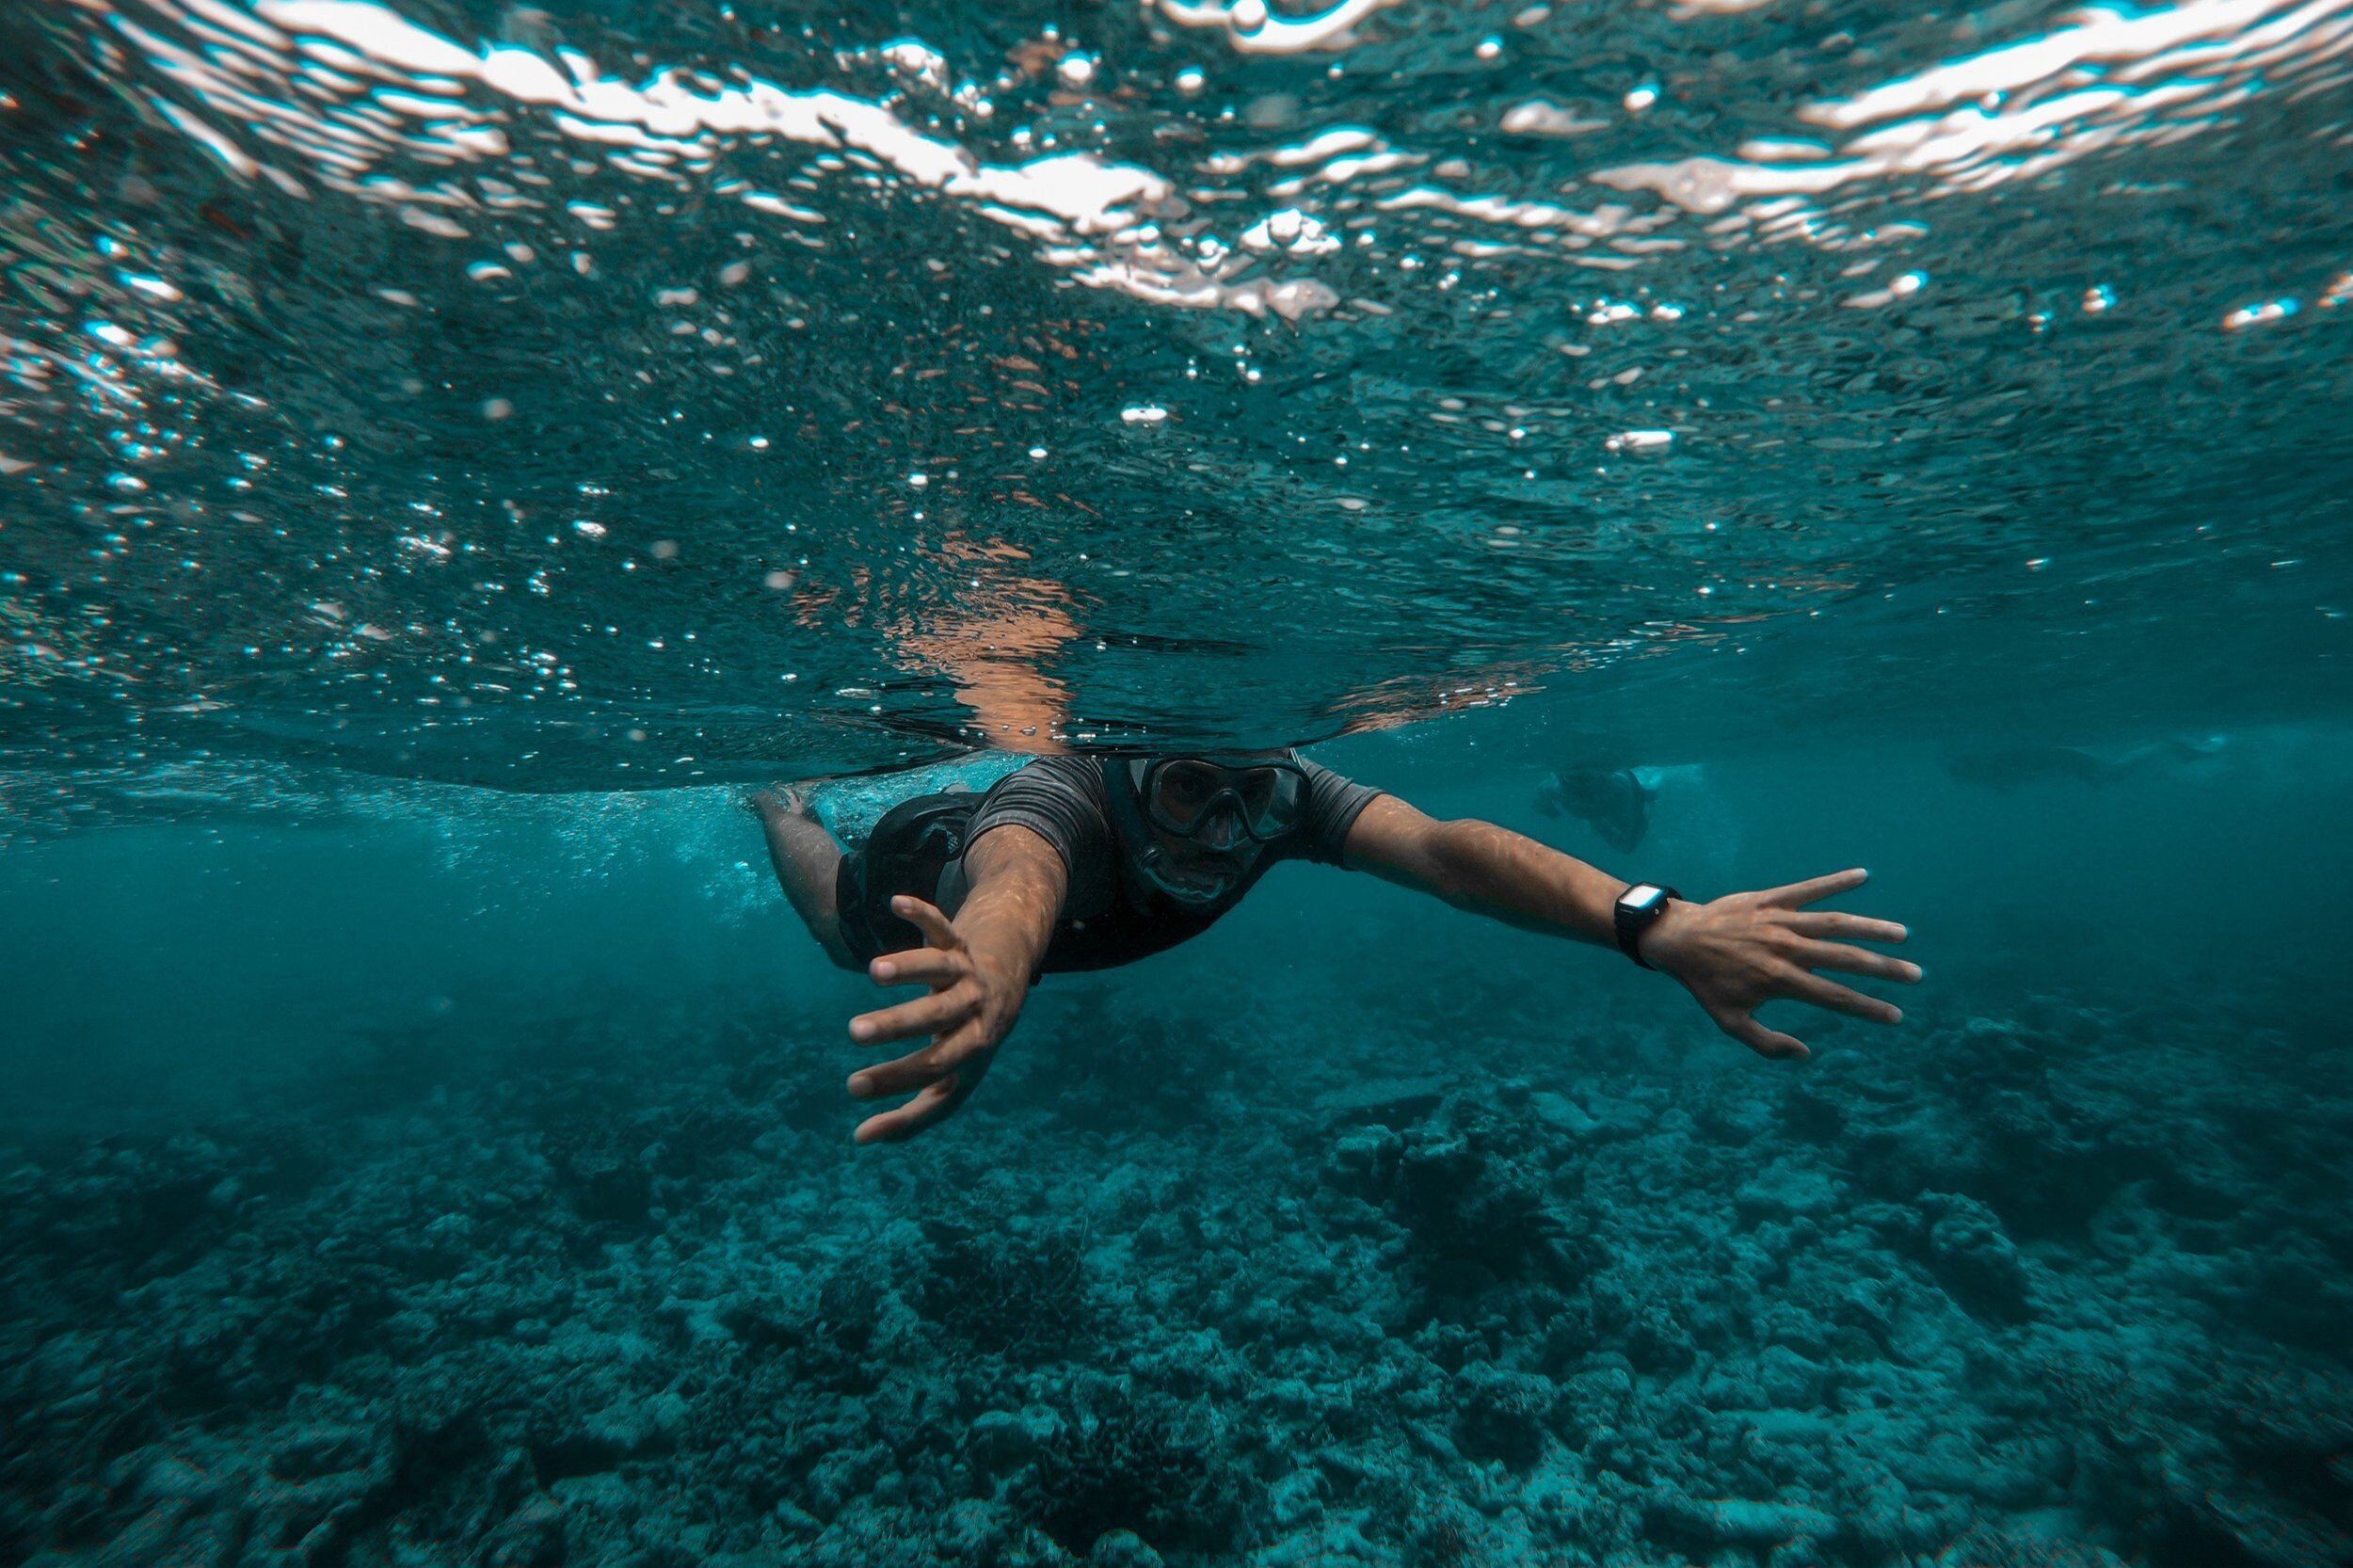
xmin=837 ymin=755 xmax=1379 ymax=972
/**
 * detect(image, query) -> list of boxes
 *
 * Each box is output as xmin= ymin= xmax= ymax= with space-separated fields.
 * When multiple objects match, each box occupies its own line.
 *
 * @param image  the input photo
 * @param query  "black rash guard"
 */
xmin=833 ymin=755 xmax=1383 ymax=973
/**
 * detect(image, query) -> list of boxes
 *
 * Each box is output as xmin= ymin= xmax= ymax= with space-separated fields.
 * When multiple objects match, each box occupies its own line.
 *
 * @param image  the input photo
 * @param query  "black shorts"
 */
xmin=833 ymin=792 xmax=979 ymax=965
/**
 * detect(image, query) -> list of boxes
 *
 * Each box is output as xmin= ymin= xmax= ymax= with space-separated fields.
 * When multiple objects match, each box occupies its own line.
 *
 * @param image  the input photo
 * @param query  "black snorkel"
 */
xmin=1098 ymin=755 xmax=1180 ymax=907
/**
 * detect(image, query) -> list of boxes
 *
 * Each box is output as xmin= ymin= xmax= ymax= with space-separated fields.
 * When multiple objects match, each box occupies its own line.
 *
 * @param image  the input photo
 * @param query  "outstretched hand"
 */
xmin=844 ymin=894 xmax=1029 ymax=1144
xmin=1641 ymin=868 xmax=1920 ymax=1061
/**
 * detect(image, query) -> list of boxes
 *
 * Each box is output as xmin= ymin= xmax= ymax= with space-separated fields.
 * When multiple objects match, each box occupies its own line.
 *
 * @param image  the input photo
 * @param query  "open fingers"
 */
xmin=1783 ymin=968 xmax=1904 ymax=1025
xmin=849 ymin=985 xmax=975 ymax=1047
xmin=849 ymin=1027 xmax=981 ymax=1100
xmin=869 ymin=945 xmax=968 ymax=987
xmin=1786 ymin=910 xmax=1908 ymax=945
xmin=1789 ymin=937 xmax=1923 ymax=985
xmin=854 ymin=1077 xmax=968 ymax=1144
xmin=1763 ymin=867 xmax=1869 ymax=908
xmin=1712 ymin=1006 xmax=1811 ymax=1062
xmin=890 ymin=894 xmax=961 ymax=950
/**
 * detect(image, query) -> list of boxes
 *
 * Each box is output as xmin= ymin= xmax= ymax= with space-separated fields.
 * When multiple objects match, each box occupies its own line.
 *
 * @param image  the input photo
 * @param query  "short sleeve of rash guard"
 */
xmin=1289 ymin=758 xmax=1385 ymax=864
xmin=962 ymin=757 xmax=1118 ymax=919
xmin=963 ymin=753 xmax=1380 ymax=901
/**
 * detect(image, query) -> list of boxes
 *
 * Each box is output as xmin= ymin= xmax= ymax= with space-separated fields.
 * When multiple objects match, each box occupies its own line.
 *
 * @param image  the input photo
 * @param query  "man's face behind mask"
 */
xmin=1128 ymin=754 xmax=1301 ymax=903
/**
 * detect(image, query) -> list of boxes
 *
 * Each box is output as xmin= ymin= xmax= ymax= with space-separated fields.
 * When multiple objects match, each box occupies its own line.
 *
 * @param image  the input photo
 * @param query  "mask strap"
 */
xmin=1100 ymin=757 xmax=1171 ymax=906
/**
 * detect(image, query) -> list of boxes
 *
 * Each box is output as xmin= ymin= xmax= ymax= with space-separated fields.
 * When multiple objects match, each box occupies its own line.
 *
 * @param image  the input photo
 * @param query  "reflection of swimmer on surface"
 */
xmin=1943 ymin=737 xmax=2222 ymax=791
xmin=1534 ymin=766 xmax=1657 ymax=853
xmin=750 ymin=751 xmax=1921 ymax=1144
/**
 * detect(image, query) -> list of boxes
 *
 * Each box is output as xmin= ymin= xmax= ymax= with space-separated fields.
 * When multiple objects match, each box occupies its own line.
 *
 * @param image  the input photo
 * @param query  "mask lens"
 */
xmin=1151 ymin=760 xmax=1225 ymax=831
xmin=1145 ymin=759 xmax=1305 ymax=839
xmin=1240 ymin=767 xmax=1301 ymax=836
xmin=1236 ymin=770 xmax=1275 ymax=819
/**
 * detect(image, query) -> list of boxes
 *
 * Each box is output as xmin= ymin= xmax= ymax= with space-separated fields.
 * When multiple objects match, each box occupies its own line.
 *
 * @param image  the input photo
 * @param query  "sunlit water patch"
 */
xmin=3 ymin=0 xmax=2349 ymax=807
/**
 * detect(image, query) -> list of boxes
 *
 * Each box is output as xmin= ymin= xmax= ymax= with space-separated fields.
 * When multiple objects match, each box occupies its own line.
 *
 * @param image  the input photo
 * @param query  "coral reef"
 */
xmin=1 ymin=978 xmax=2346 ymax=1566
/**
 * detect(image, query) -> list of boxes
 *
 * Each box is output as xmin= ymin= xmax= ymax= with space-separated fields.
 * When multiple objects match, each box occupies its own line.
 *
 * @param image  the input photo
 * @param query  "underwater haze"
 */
xmin=4 ymin=1 xmax=2353 ymax=1566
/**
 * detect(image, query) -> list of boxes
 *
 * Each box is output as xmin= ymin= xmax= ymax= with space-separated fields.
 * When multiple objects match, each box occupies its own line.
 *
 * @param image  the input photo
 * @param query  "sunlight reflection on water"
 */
xmin=0 ymin=0 xmax=2347 ymax=802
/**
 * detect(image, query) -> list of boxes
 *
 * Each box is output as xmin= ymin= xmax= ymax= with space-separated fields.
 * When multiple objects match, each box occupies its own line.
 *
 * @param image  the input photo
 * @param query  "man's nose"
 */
xmin=1197 ymin=804 xmax=1245 ymax=849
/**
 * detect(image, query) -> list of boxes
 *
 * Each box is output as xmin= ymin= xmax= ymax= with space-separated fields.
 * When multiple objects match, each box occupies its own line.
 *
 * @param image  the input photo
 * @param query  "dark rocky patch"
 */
xmin=0 ymin=983 xmax=2346 ymax=1567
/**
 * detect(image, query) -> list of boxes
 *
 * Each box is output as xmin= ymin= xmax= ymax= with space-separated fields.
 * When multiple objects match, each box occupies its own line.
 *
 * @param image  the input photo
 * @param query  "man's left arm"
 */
xmin=1338 ymin=794 xmax=1920 ymax=1061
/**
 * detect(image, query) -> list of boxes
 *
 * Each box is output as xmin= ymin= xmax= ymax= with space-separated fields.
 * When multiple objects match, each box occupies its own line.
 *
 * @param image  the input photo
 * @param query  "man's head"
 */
xmin=1125 ymin=750 xmax=1306 ymax=904
xmin=1533 ymin=765 xmax=1654 ymax=853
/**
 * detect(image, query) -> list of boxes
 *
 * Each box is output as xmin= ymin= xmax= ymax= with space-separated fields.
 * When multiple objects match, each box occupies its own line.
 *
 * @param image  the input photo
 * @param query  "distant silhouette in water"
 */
xmin=1534 ymin=766 xmax=1657 ymax=853
xmin=1943 ymin=738 xmax=2221 ymax=792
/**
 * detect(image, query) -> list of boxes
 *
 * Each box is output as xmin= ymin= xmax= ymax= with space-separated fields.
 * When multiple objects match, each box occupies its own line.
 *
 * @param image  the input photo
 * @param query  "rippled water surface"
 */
xmin=5 ymin=0 xmax=2348 ymax=806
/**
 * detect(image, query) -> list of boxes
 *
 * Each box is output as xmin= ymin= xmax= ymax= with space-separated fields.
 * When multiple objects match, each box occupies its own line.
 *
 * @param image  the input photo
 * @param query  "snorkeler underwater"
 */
xmin=3 ymin=1 xmax=2351 ymax=1565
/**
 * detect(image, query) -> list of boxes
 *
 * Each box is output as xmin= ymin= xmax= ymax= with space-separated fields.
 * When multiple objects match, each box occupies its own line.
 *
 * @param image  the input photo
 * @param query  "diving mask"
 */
xmin=1129 ymin=756 xmax=1307 ymax=844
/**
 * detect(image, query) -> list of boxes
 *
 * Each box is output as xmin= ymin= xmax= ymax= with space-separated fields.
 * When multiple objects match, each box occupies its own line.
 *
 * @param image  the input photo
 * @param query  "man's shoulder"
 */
xmin=970 ymin=753 xmax=1112 ymax=832
xmin=990 ymin=753 xmax=1106 ymax=797
xmin=968 ymin=754 xmax=1118 ymax=914
xmin=1025 ymin=752 xmax=1107 ymax=779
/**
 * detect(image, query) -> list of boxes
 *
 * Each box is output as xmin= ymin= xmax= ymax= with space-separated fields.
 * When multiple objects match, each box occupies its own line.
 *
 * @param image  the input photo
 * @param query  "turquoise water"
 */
xmin=5 ymin=2 xmax=2353 ymax=1565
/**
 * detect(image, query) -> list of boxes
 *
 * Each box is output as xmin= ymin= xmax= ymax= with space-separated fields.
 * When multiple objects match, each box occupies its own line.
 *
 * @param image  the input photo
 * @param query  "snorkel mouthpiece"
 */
xmin=1132 ymin=839 xmax=1241 ymax=905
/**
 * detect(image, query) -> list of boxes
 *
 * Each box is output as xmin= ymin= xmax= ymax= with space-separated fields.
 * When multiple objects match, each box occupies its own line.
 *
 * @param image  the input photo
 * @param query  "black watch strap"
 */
xmin=1613 ymin=883 xmax=1680 ymax=969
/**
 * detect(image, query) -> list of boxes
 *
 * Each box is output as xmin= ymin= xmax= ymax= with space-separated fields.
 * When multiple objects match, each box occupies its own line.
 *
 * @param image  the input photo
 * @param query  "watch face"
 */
xmin=1624 ymin=884 xmax=1662 ymax=911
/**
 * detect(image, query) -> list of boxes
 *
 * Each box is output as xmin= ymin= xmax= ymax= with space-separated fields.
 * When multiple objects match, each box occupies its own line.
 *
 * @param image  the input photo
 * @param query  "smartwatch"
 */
xmin=1613 ymin=883 xmax=1679 ymax=969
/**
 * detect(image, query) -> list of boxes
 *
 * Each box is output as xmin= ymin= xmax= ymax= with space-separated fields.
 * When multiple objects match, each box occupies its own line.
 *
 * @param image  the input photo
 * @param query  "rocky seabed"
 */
xmin=5 ymin=978 xmax=2349 ymax=1568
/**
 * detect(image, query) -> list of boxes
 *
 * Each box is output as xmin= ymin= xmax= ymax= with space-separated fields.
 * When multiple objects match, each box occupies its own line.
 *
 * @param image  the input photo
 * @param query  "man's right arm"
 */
xmin=954 ymin=823 xmax=1067 ymax=983
xmin=842 ymin=824 xmax=1066 ymax=1143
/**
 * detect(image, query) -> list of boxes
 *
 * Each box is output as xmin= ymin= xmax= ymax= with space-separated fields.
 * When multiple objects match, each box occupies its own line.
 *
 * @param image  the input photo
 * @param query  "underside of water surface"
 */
xmin=4 ymin=0 xmax=2350 ymax=799
xmin=4 ymin=1 xmax=2353 ymax=1566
